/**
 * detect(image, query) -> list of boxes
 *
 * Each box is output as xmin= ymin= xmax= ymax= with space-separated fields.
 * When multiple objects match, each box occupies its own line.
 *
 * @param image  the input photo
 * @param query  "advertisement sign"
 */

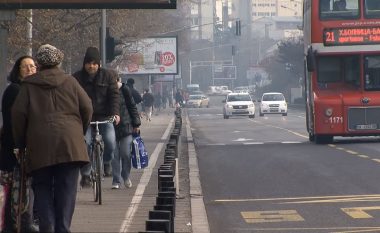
xmin=115 ymin=37 xmax=178 ymax=75
xmin=0 ymin=0 xmax=176 ymax=9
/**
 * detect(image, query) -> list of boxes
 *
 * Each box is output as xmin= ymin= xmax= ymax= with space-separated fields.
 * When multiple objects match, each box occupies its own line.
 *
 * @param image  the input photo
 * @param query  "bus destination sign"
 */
xmin=324 ymin=27 xmax=380 ymax=46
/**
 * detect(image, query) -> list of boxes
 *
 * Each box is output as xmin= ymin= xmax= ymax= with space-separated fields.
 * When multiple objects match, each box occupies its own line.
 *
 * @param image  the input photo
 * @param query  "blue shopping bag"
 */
xmin=131 ymin=133 xmax=149 ymax=169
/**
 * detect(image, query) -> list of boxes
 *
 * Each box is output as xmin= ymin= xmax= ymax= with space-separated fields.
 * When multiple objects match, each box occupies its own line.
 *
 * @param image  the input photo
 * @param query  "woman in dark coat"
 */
xmin=0 ymin=55 xmax=38 ymax=232
xmin=12 ymin=44 xmax=93 ymax=232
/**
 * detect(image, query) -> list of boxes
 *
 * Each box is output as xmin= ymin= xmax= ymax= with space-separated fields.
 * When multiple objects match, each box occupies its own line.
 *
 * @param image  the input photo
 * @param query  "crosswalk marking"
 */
xmin=241 ymin=210 xmax=304 ymax=223
xmin=342 ymin=206 xmax=380 ymax=219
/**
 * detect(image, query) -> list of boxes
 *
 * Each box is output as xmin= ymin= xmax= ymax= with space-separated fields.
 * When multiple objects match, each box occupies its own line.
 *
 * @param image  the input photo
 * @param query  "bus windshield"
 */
xmin=365 ymin=56 xmax=380 ymax=90
xmin=365 ymin=0 xmax=380 ymax=18
xmin=317 ymin=56 xmax=360 ymax=87
xmin=320 ymin=0 xmax=359 ymax=20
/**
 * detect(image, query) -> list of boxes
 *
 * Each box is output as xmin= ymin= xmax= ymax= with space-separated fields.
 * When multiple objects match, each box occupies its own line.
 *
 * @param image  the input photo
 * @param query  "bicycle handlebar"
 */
xmin=90 ymin=116 xmax=116 ymax=125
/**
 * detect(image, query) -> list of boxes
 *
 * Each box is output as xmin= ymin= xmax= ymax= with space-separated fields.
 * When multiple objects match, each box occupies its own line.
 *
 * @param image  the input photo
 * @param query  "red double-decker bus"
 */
xmin=304 ymin=0 xmax=380 ymax=143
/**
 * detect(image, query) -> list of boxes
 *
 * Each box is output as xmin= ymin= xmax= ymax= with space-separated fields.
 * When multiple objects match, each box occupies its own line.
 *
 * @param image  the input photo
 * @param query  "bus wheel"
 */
xmin=315 ymin=135 xmax=333 ymax=144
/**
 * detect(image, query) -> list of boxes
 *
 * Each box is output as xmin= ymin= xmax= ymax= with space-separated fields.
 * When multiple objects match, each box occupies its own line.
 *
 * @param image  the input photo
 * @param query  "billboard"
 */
xmin=114 ymin=37 xmax=178 ymax=75
xmin=0 ymin=0 xmax=176 ymax=9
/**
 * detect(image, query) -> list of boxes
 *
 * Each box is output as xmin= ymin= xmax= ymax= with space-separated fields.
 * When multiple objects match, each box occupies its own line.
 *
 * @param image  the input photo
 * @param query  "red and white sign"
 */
xmin=115 ymin=37 xmax=178 ymax=75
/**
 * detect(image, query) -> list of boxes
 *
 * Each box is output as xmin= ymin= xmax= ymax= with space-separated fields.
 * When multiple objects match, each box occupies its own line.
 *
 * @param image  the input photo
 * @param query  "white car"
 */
xmin=186 ymin=94 xmax=210 ymax=108
xmin=223 ymin=93 xmax=255 ymax=119
xmin=259 ymin=92 xmax=287 ymax=116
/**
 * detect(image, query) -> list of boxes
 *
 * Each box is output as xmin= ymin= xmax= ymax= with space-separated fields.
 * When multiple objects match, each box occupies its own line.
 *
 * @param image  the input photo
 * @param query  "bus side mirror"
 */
xmin=306 ymin=47 xmax=316 ymax=72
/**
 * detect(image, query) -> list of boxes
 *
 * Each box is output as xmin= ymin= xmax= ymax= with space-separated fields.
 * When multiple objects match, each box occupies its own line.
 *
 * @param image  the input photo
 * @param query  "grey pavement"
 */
xmin=0 ymin=107 xmax=209 ymax=233
xmin=71 ymin=107 xmax=205 ymax=233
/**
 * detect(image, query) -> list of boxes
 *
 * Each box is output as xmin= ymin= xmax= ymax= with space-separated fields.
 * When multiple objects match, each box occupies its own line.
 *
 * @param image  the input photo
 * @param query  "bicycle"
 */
xmin=89 ymin=116 xmax=115 ymax=205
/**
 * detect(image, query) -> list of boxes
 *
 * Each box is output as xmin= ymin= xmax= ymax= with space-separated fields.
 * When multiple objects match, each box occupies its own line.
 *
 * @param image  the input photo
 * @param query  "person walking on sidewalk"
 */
xmin=142 ymin=89 xmax=154 ymax=121
xmin=12 ymin=44 xmax=93 ymax=233
xmin=111 ymin=78 xmax=141 ymax=189
xmin=0 ymin=55 xmax=38 ymax=233
xmin=73 ymin=46 xmax=120 ymax=186
xmin=126 ymin=78 xmax=143 ymax=119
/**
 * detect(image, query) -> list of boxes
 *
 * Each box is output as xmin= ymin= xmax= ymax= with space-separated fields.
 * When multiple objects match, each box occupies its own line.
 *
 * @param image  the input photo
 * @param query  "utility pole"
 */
xmin=101 ymin=9 xmax=107 ymax=68
xmin=27 ymin=10 xmax=33 ymax=56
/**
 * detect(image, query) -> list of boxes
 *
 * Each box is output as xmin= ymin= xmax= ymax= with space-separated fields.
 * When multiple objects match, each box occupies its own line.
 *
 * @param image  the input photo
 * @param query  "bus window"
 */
xmin=364 ymin=56 xmax=380 ymax=90
xmin=317 ymin=56 xmax=360 ymax=85
xmin=320 ymin=0 xmax=359 ymax=20
xmin=317 ymin=57 xmax=341 ymax=83
xmin=344 ymin=56 xmax=360 ymax=87
xmin=365 ymin=0 xmax=380 ymax=18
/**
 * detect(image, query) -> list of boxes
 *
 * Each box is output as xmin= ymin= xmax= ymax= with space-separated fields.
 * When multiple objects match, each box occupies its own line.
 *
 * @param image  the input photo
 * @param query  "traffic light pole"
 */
xmin=101 ymin=9 xmax=107 ymax=68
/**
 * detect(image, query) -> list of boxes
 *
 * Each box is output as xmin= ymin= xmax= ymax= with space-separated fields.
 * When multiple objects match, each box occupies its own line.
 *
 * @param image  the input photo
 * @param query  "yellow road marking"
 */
xmin=342 ymin=206 xmax=380 ymax=219
xmin=346 ymin=150 xmax=358 ymax=155
xmin=241 ymin=210 xmax=304 ymax=223
xmin=372 ymin=159 xmax=380 ymax=163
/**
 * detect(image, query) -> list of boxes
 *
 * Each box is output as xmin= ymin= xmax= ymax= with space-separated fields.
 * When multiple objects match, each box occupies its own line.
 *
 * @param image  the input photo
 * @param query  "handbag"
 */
xmin=131 ymin=132 xmax=149 ymax=169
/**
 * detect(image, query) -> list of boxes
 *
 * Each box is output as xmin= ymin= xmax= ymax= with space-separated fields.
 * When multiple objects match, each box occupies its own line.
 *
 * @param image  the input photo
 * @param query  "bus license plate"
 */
xmin=356 ymin=124 xmax=377 ymax=130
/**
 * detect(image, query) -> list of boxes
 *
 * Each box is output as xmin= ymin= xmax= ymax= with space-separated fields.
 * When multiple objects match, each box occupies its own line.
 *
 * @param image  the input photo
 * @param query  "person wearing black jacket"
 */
xmin=0 ymin=55 xmax=38 ymax=233
xmin=111 ymin=78 xmax=141 ymax=189
xmin=72 ymin=46 xmax=120 ymax=186
xmin=126 ymin=78 xmax=142 ymax=104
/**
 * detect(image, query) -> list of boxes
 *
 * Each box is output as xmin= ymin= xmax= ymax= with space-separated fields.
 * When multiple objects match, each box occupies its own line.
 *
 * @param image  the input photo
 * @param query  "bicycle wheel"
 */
xmin=94 ymin=143 xmax=103 ymax=205
xmin=92 ymin=170 xmax=98 ymax=202
xmin=91 ymin=151 xmax=99 ymax=203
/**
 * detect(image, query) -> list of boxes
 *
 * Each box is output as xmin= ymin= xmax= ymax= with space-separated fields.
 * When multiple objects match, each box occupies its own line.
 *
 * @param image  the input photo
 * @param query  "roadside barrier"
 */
xmin=140 ymin=108 xmax=182 ymax=233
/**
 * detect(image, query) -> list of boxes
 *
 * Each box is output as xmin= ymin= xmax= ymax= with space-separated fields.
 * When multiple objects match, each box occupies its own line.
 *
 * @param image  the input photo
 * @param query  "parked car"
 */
xmin=223 ymin=93 xmax=255 ymax=119
xmin=186 ymin=94 xmax=210 ymax=108
xmin=207 ymin=85 xmax=232 ymax=95
xmin=259 ymin=92 xmax=287 ymax=116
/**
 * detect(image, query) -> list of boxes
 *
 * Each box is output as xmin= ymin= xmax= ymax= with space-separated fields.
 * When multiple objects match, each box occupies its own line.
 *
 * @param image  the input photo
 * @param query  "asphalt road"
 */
xmin=187 ymin=95 xmax=380 ymax=233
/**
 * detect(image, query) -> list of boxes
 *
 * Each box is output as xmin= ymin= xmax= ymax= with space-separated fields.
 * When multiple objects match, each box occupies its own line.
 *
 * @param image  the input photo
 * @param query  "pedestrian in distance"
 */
xmin=175 ymin=89 xmax=184 ymax=107
xmin=0 ymin=55 xmax=38 ymax=233
xmin=11 ymin=44 xmax=93 ymax=233
xmin=161 ymin=92 xmax=167 ymax=109
xmin=126 ymin=78 xmax=143 ymax=118
xmin=142 ymin=89 xmax=154 ymax=121
xmin=111 ymin=77 xmax=141 ymax=189
xmin=126 ymin=78 xmax=142 ymax=105
xmin=72 ymin=46 xmax=120 ymax=186
xmin=154 ymin=92 xmax=162 ymax=114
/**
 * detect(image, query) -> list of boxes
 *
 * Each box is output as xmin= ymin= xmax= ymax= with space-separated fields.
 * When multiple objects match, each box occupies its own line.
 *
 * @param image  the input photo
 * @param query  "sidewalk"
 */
xmin=71 ymin=107 xmax=193 ymax=232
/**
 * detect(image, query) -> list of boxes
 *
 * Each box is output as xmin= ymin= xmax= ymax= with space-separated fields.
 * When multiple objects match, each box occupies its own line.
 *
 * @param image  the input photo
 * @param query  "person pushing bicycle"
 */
xmin=73 ymin=46 xmax=120 ymax=187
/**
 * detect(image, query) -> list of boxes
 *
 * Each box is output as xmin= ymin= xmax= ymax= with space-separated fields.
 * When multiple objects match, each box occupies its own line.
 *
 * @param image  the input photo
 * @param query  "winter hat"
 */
xmin=84 ymin=47 xmax=101 ymax=65
xmin=35 ymin=44 xmax=64 ymax=67
xmin=127 ymin=78 xmax=135 ymax=85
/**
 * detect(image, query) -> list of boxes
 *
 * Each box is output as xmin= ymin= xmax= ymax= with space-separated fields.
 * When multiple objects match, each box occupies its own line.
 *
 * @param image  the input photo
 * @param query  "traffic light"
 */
xmin=106 ymin=35 xmax=123 ymax=63
xmin=235 ymin=20 xmax=241 ymax=36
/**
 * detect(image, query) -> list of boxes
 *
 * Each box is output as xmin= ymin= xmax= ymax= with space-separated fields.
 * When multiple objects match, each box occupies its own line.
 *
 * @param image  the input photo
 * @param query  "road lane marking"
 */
xmin=372 ymin=159 xmax=380 ymax=163
xmin=214 ymin=194 xmax=380 ymax=203
xmin=241 ymin=210 xmax=304 ymax=223
xmin=342 ymin=206 xmax=380 ymax=219
xmin=249 ymin=119 xmax=308 ymax=139
xmin=243 ymin=142 xmax=264 ymax=145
